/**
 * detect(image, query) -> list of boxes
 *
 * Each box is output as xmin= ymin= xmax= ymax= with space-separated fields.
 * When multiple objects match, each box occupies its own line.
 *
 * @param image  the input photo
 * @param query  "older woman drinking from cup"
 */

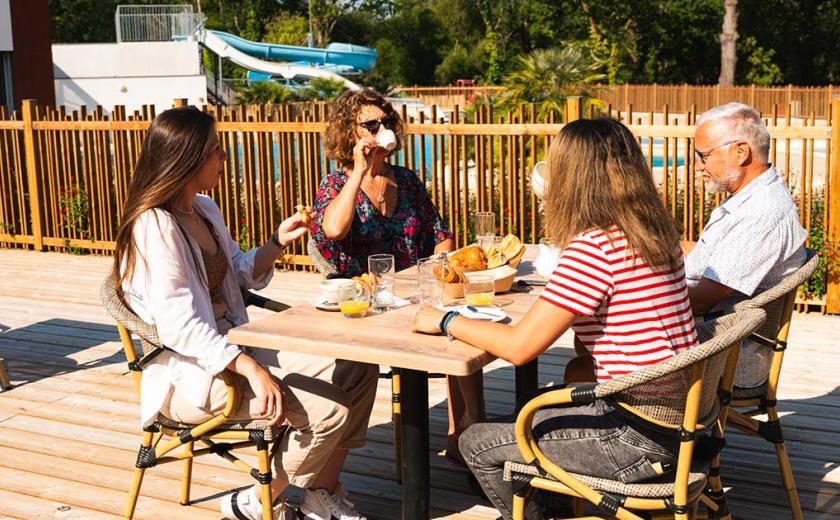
xmin=310 ymin=88 xmax=483 ymax=464
xmin=311 ymin=88 xmax=453 ymax=274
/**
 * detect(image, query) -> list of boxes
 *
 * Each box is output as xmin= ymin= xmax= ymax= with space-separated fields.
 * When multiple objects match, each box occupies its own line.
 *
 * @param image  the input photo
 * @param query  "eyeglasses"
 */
xmin=694 ymin=140 xmax=740 ymax=164
xmin=357 ymin=114 xmax=397 ymax=134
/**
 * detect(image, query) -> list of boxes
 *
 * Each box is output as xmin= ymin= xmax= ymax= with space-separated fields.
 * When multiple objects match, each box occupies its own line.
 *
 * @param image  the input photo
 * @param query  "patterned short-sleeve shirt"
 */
xmin=539 ymin=228 xmax=697 ymax=382
xmin=685 ymin=167 xmax=807 ymax=388
xmin=684 ymin=167 xmax=807 ymax=296
xmin=310 ymin=166 xmax=452 ymax=277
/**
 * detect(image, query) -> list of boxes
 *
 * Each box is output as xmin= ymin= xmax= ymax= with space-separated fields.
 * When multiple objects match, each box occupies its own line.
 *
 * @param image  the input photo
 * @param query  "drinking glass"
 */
xmin=473 ymin=212 xmax=496 ymax=241
xmin=464 ymin=274 xmax=495 ymax=307
xmin=368 ymin=253 xmax=396 ymax=313
xmin=417 ymin=256 xmax=445 ymax=307
xmin=338 ymin=280 xmax=370 ymax=318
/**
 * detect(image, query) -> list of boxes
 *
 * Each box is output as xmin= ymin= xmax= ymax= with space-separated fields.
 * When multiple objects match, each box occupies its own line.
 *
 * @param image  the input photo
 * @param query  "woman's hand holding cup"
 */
xmin=352 ymin=136 xmax=379 ymax=175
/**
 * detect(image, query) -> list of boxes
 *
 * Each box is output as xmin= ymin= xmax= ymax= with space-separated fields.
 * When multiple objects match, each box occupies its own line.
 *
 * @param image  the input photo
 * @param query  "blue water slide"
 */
xmin=208 ymin=30 xmax=377 ymax=72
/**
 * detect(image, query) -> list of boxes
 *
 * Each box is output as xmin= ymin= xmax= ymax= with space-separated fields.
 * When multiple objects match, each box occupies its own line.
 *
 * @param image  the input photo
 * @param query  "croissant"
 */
xmin=449 ymin=245 xmax=488 ymax=272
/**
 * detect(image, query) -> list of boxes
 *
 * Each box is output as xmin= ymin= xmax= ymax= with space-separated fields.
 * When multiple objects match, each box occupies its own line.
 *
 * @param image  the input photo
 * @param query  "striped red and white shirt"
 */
xmin=540 ymin=228 xmax=697 ymax=382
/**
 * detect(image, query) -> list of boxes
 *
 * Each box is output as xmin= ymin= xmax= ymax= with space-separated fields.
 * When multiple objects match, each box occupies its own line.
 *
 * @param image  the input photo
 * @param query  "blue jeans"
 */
xmin=458 ymin=399 xmax=678 ymax=520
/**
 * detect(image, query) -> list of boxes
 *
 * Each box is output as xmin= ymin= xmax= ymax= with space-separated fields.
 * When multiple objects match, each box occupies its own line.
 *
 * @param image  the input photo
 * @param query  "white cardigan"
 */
xmin=121 ymin=195 xmax=272 ymax=426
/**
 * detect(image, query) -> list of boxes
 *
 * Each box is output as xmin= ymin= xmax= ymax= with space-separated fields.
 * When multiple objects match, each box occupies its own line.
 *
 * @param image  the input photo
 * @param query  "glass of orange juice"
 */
xmin=464 ymin=274 xmax=495 ymax=306
xmin=338 ymin=280 xmax=371 ymax=318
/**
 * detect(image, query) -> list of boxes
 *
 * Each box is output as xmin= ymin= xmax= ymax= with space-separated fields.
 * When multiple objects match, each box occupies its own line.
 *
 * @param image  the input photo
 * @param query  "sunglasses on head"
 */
xmin=357 ymin=114 xmax=397 ymax=134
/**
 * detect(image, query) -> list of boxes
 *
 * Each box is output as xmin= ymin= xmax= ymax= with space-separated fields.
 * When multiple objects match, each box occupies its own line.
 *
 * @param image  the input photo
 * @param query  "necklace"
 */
xmin=172 ymin=205 xmax=195 ymax=215
xmin=367 ymin=173 xmax=387 ymax=205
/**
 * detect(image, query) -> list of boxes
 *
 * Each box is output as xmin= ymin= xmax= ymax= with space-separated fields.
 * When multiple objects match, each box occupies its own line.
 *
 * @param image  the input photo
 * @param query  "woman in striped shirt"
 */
xmin=413 ymin=118 xmax=697 ymax=520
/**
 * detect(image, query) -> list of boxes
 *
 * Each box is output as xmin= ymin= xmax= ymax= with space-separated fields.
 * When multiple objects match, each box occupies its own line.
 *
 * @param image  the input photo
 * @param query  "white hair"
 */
xmin=697 ymin=102 xmax=770 ymax=164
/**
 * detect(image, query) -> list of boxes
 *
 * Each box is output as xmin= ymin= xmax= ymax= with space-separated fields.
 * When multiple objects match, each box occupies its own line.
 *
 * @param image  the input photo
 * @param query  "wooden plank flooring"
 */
xmin=0 ymin=249 xmax=838 ymax=519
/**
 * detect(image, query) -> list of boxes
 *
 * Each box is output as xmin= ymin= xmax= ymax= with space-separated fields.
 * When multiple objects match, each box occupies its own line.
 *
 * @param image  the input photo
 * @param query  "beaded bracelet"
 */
xmin=439 ymin=310 xmax=461 ymax=341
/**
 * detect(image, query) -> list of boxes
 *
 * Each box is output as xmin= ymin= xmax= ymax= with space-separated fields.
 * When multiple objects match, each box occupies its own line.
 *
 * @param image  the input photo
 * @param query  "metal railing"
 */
xmin=115 ymin=4 xmax=202 ymax=43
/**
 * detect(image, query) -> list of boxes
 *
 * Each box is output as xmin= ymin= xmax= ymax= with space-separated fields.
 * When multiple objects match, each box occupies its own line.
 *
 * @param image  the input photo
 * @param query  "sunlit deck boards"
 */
xmin=0 ymin=249 xmax=838 ymax=519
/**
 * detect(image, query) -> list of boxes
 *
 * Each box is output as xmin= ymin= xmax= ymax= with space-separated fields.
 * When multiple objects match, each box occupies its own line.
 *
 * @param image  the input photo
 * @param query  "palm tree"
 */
xmin=500 ymin=44 xmax=606 ymax=121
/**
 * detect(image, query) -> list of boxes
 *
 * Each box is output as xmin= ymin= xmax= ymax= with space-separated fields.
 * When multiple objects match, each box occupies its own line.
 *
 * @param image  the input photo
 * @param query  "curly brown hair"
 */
xmin=324 ymin=88 xmax=405 ymax=168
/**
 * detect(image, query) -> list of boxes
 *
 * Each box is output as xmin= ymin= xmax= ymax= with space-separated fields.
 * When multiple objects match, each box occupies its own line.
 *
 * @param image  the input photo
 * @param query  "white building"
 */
xmin=0 ymin=0 xmax=12 ymax=111
xmin=53 ymin=41 xmax=207 ymax=114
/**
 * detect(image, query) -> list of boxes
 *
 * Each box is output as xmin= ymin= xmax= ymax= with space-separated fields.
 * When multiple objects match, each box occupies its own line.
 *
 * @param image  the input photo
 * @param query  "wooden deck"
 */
xmin=0 ymin=248 xmax=838 ymax=519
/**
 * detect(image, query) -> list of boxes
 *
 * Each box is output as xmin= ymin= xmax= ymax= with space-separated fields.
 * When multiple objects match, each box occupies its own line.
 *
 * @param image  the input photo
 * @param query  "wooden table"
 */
xmin=229 ymin=247 xmax=547 ymax=519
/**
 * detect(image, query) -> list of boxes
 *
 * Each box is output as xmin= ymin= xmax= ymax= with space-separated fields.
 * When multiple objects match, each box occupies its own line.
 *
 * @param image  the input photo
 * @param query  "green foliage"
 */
xmin=234 ymin=78 xmax=347 ymax=104
xmin=235 ymin=82 xmax=298 ymax=104
xmin=299 ymin=78 xmax=349 ymax=100
xmin=738 ymin=36 xmax=783 ymax=86
xmin=799 ymin=191 xmax=839 ymax=301
xmin=47 ymin=0 xmax=840 ymax=87
xmin=59 ymin=185 xmax=90 ymax=255
xmin=434 ymin=44 xmax=485 ymax=85
xmin=498 ymin=44 xmax=606 ymax=120
xmin=262 ymin=10 xmax=310 ymax=46
xmin=310 ymin=0 xmax=358 ymax=47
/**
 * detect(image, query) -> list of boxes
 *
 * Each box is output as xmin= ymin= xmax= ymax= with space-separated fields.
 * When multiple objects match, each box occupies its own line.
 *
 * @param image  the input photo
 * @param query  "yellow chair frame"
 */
xmin=507 ymin=309 xmax=766 ymax=520
xmin=102 ymin=279 xmax=288 ymax=520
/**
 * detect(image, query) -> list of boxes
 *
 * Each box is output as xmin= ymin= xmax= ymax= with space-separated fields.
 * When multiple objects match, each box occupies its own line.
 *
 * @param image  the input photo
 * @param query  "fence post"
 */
xmin=828 ymin=98 xmax=840 ymax=313
xmin=21 ymin=100 xmax=43 ymax=251
xmin=565 ymin=96 xmax=583 ymax=122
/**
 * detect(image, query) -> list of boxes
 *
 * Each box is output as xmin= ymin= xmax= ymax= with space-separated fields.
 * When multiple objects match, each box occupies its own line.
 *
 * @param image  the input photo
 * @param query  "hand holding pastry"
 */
xmin=295 ymin=204 xmax=313 ymax=224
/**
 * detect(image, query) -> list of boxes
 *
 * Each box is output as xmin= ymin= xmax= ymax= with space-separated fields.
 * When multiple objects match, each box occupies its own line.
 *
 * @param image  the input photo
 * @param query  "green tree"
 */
xmin=738 ymin=36 xmax=782 ymax=86
xmin=310 ymin=0 xmax=360 ymax=46
xmin=263 ymin=10 xmax=309 ymax=46
xmin=235 ymin=82 xmax=297 ymax=104
xmin=499 ymin=44 xmax=606 ymax=119
xmin=435 ymin=43 xmax=485 ymax=85
xmin=299 ymin=77 xmax=349 ymax=99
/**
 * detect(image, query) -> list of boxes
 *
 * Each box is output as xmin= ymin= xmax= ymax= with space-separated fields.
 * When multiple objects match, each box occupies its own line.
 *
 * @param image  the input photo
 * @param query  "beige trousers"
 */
xmin=162 ymin=320 xmax=379 ymax=488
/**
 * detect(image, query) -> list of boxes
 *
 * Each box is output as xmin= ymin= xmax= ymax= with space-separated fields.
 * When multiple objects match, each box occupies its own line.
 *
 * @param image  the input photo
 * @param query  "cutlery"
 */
xmin=466 ymin=305 xmax=501 ymax=318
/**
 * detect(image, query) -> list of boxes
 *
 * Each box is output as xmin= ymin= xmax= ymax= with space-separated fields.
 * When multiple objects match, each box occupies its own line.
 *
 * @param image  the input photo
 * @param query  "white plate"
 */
xmin=437 ymin=304 xmax=508 ymax=322
xmin=310 ymin=297 xmax=340 ymax=312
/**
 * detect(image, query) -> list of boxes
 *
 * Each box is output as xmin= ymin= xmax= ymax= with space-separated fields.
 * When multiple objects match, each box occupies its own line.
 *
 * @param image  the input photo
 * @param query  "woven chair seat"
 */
xmin=307 ymin=237 xmax=338 ymax=277
xmin=503 ymin=459 xmax=709 ymax=499
xmin=732 ymin=381 xmax=768 ymax=401
xmin=155 ymin=414 xmax=284 ymax=442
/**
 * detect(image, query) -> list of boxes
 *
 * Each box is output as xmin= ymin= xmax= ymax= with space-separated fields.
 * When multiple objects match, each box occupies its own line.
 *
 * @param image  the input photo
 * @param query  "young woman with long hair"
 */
xmin=413 ymin=118 xmax=698 ymax=520
xmin=113 ymin=106 xmax=377 ymax=520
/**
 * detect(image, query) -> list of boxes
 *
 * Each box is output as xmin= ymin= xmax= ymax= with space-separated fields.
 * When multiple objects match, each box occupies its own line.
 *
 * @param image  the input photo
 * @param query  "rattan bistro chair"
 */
xmin=503 ymin=308 xmax=766 ymax=520
xmin=100 ymin=277 xmax=290 ymax=520
xmin=702 ymin=250 xmax=818 ymax=520
xmin=0 ymin=357 xmax=11 ymax=390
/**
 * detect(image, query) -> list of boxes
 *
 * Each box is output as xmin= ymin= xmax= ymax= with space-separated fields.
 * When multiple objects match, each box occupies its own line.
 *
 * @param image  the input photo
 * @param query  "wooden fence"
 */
xmin=395 ymin=84 xmax=840 ymax=118
xmin=0 ymin=97 xmax=838 ymax=311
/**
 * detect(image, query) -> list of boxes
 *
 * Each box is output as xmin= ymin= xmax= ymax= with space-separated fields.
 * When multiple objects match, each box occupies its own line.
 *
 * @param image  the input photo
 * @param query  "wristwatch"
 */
xmin=270 ymin=229 xmax=283 ymax=249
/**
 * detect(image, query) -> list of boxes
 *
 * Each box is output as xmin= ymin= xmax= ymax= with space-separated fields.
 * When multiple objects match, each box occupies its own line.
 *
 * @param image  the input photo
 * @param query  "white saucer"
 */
xmin=437 ymin=304 xmax=508 ymax=322
xmin=310 ymin=297 xmax=340 ymax=311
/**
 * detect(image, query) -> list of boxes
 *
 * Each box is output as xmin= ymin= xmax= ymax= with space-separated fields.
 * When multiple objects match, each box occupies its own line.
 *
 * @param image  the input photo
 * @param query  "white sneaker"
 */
xmin=299 ymin=487 xmax=366 ymax=520
xmin=220 ymin=488 xmax=299 ymax=520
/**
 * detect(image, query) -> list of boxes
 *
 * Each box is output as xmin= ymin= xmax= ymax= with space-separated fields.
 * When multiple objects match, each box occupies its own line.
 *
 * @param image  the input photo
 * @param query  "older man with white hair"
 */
xmin=684 ymin=102 xmax=807 ymax=388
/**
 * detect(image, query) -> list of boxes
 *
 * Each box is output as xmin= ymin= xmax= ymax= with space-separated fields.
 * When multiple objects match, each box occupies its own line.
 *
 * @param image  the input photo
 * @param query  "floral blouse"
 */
xmin=311 ymin=165 xmax=452 ymax=277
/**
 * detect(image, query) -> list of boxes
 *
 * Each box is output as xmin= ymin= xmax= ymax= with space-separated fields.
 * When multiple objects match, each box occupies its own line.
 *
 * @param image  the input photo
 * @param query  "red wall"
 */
xmin=9 ymin=0 xmax=55 ymax=108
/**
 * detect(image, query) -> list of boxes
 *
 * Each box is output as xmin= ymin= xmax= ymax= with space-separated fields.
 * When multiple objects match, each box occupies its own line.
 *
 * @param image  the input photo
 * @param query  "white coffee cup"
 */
xmin=320 ymin=278 xmax=355 ymax=304
xmin=531 ymin=161 xmax=548 ymax=200
xmin=376 ymin=129 xmax=398 ymax=151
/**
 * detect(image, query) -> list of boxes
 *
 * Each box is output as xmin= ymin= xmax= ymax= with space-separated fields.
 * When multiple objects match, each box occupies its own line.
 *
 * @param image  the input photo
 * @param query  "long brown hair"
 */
xmin=111 ymin=106 xmax=217 ymax=290
xmin=324 ymin=88 xmax=404 ymax=167
xmin=543 ymin=118 xmax=681 ymax=268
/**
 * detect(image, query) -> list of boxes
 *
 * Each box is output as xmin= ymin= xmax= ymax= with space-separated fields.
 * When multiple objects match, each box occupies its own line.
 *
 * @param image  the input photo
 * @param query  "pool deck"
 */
xmin=0 ymin=248 xmax=838 ymax=519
